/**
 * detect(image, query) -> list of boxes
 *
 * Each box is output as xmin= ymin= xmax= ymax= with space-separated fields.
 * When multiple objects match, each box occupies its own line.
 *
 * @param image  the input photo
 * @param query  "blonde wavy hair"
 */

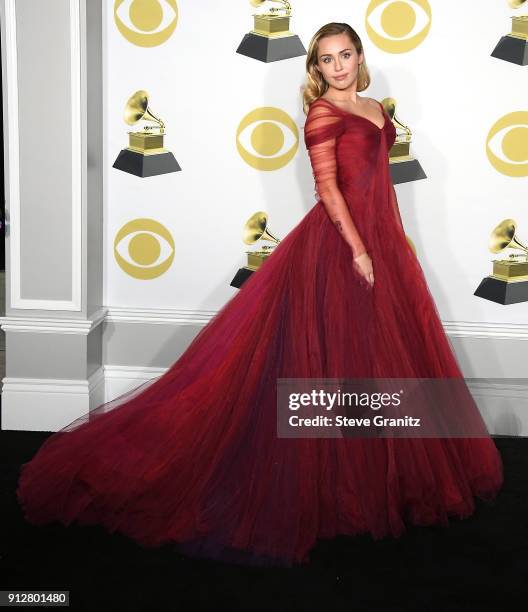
xmin=302 ymin=22 xmax=371 ymax=115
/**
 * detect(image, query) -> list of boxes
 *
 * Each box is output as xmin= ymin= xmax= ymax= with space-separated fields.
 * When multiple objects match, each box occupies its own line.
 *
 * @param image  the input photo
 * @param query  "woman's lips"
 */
xmin=334 ymin=74 xmax=348 ymax=81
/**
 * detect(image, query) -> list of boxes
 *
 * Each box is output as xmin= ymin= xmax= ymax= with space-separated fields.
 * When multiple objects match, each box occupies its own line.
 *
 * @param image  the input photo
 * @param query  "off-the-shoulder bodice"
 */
xmin=303 ymin=96 xmax=398 ymax=259
xmin=304 ymin=97 xmax=394 ymax=148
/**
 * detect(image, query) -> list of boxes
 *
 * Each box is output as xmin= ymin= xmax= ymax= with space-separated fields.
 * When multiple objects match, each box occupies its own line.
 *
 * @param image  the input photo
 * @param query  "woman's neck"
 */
xmin=323 ymin=87 xmax=360 ymax=104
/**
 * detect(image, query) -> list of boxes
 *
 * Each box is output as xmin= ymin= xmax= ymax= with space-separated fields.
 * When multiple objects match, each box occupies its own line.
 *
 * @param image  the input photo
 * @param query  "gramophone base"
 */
xmin=236 ymin=32 xmax=306 ymax=63
xmin=474 ymin=276 xmax=528 ymax=305
xmin=491 ymin=35 xmax=528 ymax=66
xmin=389 ymin=158 xmax=427 ymax=185
xmin=113 ymin=149 xmax=181 ymax=177
xmin=230 ymin=266 xmax=256 ymax=288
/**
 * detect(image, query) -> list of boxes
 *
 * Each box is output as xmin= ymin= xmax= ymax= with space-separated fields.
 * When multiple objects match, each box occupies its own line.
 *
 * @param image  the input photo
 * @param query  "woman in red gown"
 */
xmin=16 ymin=23 xmax=503 ymax=567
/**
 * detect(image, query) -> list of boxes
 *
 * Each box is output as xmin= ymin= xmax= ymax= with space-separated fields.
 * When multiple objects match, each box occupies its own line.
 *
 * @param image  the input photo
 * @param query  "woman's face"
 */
xmin=315 ymin=33 xmax=363 ymax=92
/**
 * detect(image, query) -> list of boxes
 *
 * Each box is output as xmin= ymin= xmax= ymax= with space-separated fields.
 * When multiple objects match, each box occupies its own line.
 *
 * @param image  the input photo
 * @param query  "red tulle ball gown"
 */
xmin=16 ymin=97 xmax=503 ymax=567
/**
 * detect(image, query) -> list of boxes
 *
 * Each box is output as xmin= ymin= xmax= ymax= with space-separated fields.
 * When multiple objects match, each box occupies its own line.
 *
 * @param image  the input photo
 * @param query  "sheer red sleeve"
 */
xmin=304 ymin=101 xmax=367 ymax=259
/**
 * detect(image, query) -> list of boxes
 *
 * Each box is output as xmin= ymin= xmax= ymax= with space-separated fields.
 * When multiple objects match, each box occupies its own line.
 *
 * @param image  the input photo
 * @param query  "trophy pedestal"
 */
xmin=491 ymin=34 xmax=528 ymax=65
xmin=237 ymin=16 xmax=305 ymax=62
xmin=113 ymin=149 xmax=181 ymax=177
xmin=230 ymin=266 xmax=254 ymax=288
xmin=113 ymin=130 xmax=181 ymax=177
xmin=475 ymin=257 xmax=528 ymax=304
xmin=389 ymin=158 xmax=427 ymax=185
xmin=230 ymin=249 xmax=275 ymax=288
xmin=236 ymin=31 xmax=306 ymax=62
xmin=387 ymin=140 xmax=426 ymax=184
xmin=474 ymin=275 xmax=528 ymax=304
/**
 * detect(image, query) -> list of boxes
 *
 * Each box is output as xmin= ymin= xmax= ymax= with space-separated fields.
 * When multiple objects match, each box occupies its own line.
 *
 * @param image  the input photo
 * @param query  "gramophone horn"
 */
xmin=243 ymin=211 xmax=281 ymax=245
xmin=382 ymin=97 xmax=410 ymax=133
xmin=382 ymin=97 xmax=397 ymax=120
xmin=124 ymin=90 xmax=165 ymax=129
xmin=489 ymin=218 xmax=528 ymax=255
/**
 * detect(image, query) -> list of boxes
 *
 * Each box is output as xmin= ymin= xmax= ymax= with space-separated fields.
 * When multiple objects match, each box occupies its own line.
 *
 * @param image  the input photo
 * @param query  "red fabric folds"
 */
xmin=16 ymin=97 xmax=503 ymax=568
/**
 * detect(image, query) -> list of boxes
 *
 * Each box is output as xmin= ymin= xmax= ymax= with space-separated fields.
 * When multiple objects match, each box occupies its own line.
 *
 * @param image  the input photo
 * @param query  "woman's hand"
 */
xmin=353 ymin=252 xmax=374 ymax=288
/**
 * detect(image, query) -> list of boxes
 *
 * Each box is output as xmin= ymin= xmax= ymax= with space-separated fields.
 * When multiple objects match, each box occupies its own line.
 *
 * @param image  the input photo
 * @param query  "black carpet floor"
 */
xmin=1 ymin=428 xmax=526 ymax=612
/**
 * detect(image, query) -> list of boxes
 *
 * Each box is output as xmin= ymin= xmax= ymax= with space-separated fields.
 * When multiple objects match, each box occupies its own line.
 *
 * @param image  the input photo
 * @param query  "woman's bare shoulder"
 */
xmin=363 ymin=96 xmax=382 ymax=108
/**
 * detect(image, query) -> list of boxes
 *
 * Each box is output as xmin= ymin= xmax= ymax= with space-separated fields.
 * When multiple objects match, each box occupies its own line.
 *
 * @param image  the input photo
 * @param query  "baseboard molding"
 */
xmin=466 ymin=379 xmax=528 ymax=437
xmin=2 ymin=367 xmax=526 ymax=436
xmin=2 ymin=308 xmax=527 ymax=433
xmin=442 ymin=320 xmax=528 ymax=339
xmin=1 ymin=365 xmax=166 ymax=431
xmin=103 ymin=364 xmax=165 ymax=404
xmin=0 ymin=366 xmax=165 ymax=432
xmin=1 ymin=367 xmax=105 ymax=431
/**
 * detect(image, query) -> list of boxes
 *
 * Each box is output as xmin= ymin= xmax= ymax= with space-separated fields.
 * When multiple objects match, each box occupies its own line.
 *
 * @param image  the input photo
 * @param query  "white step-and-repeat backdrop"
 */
xmin=104 ymin=0 xmax=527 ymax=322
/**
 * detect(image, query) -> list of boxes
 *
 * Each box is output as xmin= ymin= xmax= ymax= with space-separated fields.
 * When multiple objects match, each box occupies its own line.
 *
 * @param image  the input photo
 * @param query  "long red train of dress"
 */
xmin=16 ymin=97 xmax=503 ymax=567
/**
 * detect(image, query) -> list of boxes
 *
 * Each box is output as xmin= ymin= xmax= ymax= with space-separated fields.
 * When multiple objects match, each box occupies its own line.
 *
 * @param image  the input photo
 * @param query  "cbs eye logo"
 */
xmin=114 ymin=218 xmax=175 ymax=279
xmin=237 ymin=107 xmax=299 ymax=171
xmin=114 ymin=0 xmax=178 ymax=47
xmin=365 ymin=0 xmax=432 ymax=53
xmin=486 ymin=111 xmax=528 ymax=178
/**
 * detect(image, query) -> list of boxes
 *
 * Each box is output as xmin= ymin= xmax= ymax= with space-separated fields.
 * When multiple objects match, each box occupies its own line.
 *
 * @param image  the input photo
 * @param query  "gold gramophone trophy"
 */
xmin=236 ymin=0 xmax=306 ymax=63
xmin=491 ymin=0 xmax=528 ymax=65
xmin=382 ymin=97 xmax=426 ymax=185
xmin=474 ymin=218 xmax=528 ymax=304
xmin=230 ymin=211 xmax=281 ymax=288
xmin=113 ymin=90 xmax=180 ymax=177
